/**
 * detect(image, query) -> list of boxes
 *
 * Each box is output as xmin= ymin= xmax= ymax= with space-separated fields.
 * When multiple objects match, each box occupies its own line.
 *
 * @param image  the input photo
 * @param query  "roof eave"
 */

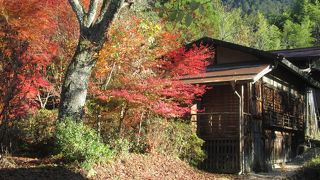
xmin=280 ymin=59 xmax=320 ymax=89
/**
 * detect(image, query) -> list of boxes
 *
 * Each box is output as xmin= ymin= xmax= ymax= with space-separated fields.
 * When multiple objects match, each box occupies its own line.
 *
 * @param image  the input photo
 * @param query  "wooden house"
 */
xmin=185 ymin=37 xmax=320 ymax=173
xmin=271 ymin=47 xmax=320 ymax=141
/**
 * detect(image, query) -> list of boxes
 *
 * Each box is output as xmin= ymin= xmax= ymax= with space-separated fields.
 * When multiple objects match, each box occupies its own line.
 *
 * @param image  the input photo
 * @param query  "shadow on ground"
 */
xmin=0 ymin=166 xmax=86 ymax=180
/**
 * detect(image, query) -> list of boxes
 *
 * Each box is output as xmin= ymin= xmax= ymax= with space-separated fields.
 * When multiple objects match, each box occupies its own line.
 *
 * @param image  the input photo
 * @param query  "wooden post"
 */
xmin=240 ymin=85 xmax=244 ymax=173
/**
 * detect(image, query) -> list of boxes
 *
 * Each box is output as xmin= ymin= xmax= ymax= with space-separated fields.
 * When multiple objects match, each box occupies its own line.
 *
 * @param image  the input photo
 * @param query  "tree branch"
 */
xmin=68 ymin=0 xmax=85 ymax=25
xmin=96 ymin=0 xmax=112 ymax=23
xmin=86 ymin=0 xmax=101 ymax=27
xmin=97 ymin=0 xmax=125 ymax=24
xmin=102 ymin=62 xmax=116 ymax=89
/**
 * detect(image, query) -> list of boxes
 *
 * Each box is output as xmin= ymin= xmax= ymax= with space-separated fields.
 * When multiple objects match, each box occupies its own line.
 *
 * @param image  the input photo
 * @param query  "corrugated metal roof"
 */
xmin=182 ymin=64 xmax=270 ymax=84
xmin=271 ymin=47 xmax=320 ymax=58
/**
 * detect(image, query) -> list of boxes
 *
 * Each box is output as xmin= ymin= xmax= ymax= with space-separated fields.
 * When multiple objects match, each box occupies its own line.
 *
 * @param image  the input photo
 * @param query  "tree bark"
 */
xmin=58 ymin=37 xmax=97 ymax=121
xmin=59 ymin=0 xmax=127 ymax=121
xmin=118 ymin=103 xmax=128 ymax=136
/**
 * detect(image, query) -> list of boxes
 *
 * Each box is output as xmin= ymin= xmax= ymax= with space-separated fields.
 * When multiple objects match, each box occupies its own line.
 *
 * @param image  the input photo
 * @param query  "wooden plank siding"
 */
xmin=198 ymin=85 xmax=240 ymax=139
xmin=196 ymin=85 xmax=242 ymax=173
xmin=251 ymin=78 xmax=305 ymax=168
xmin=260 ymin=76 xmax=305 ymax=131
xmin=195 ymin=81 xmax=305 ymax=173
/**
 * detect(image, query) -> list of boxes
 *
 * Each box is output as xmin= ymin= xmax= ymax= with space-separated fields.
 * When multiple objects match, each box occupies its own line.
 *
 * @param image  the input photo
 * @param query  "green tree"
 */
xmin=304 ymin=0 xmax=320 ymax=45
xmin=158 ymin=0 xmax=253 ymax=45
xmin=282 ymin=17 xmax=314 ymax=48
xmin=156 ymin=0 xmax=219 ymax=42
xmin=287 ymin=0 xmax=320 ymax=46
xmin=247 ymin=12 xmax=282 ymax=50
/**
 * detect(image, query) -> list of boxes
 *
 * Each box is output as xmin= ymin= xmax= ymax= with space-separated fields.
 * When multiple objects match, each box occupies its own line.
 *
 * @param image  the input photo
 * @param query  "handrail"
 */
xmin=191 ymin=112 xmax=238 ymax=115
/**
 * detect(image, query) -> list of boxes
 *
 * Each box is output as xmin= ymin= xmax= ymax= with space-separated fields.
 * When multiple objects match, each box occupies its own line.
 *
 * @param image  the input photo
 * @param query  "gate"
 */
xmin=195 ymin=113 xmax=240 ymax=173
xmin=200 ymin=138 xmax=240 ymax=173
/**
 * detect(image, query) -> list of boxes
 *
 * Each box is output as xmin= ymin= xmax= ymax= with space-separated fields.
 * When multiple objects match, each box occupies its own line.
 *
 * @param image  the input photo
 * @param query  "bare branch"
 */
xmin=86 ymin=0 xmax=101 ymax=27
xmin=68 ymin=0 xmax=85 ymax=25
xmin=102 ymin=62 xmax=116 ymax=89
xmin=37 ymin=93 xmax=45 ymax=109
xmin=43 ymin=92 xmax=52 ymax=109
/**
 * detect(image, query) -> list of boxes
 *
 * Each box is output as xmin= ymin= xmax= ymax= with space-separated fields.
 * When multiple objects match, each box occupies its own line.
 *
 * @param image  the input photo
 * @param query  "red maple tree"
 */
xmin=0 ymin=0 xmax=67 ymax=121
xmin=89 ymin=12 xmax=213 ymax=128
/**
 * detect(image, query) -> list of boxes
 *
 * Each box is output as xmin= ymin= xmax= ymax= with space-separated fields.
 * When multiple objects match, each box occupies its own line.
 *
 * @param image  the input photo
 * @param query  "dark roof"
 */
xmin=271 ymin=47 xmax=320 ymax=59
xmin=186 ymin=37 xmax=320 ymax=88
xmin=182 ymin=64 xmax=270 ymax=84
xmin=280 ymin=59 xmax=320 ymax=88
xmin=188 ymin=37 xmax=284 ymax=61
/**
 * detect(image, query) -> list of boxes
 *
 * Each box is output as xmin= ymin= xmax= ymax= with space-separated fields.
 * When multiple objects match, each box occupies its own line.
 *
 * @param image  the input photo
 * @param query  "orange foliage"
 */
xmin=0 ymin=0 xmax=79 ymax=120
xmin=90 ymin=11 xmax=212 ymax=128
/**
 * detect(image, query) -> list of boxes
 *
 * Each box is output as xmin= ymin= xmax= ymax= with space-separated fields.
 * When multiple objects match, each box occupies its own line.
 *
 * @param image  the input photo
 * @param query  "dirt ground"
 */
xmin=242 ymin=148 xmax=320 ymax=180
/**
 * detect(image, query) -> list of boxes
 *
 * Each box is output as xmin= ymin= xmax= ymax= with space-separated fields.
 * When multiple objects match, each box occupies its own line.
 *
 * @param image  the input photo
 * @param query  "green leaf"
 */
xmin=176 ymin=11 xmax=185 ymax=22
xmin=189 ymin=1 xmax=200 ymax=11
xmin=169 ymin=11 xmax=178 ymax=21
xmin=159 ymin=11 xmax=164 ymax=18
xmin=198 ymin=4 xmax=205 ymax=15
xmin=185 ymin=14 xmax=193 ymax=26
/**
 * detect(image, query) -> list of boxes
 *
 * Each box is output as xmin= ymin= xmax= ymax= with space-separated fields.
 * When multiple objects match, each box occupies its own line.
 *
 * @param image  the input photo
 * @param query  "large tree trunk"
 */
xmin=58 ymin=0 xmax=127 ymax=121
xmin=58 ymin=37 xmax=98 ymax=121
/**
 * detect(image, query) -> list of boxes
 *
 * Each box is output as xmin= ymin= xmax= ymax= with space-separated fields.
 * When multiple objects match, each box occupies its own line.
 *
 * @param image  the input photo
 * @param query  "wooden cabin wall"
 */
xmin=264 ymin=130 xmax=293 ymax=164
xmin=248 ymin=81 xmax=267 ymax=172
xmin=198 ymin=84 xmax=243 ymax=173
xmin=261 ymin=75 xmax=305 ymax=132
xmin=198 ymin=85 xmax=240 ymax=139
xmin=249 ymin=77 xmax=306 ymax=171
xmin=305 ymin=88 xmax=320 ymax=140
xmin=195 ymin=77 xmax=307 ymax=173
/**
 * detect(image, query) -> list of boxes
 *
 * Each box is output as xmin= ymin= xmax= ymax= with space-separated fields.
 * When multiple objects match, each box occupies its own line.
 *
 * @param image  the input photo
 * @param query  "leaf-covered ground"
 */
xmin=2 ymin=149 xmax=319 ymax=180
xmin=94 ymin=154 xmax=234 ymax=179
xmin=0 ymin=154 xmax=234 ymax=180
xmin=0 ymin=156 xmax=84 ymax=180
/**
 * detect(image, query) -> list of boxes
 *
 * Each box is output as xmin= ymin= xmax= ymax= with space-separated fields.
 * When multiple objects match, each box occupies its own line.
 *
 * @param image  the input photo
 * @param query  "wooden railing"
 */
xmin=263 ymin=110 xmax=304 ymax=131
xmin=191 ymin=112 xmax=239 ymax=138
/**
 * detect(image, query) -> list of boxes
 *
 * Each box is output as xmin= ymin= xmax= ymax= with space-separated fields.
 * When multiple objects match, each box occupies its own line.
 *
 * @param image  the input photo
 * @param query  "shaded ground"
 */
xmin=0 ymin=156 xmax=86 ymax=180
xmin=0 ymin=167 xmax=85 ymax=180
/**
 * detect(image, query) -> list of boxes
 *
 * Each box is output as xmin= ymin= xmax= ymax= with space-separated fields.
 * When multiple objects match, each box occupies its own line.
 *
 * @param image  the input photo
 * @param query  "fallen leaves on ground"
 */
xmin=94 ymin=153 xmax=234 ymax=180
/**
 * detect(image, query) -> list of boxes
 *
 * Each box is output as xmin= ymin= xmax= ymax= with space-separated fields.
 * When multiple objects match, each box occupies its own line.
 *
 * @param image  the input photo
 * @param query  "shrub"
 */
xmin=108 ymin=136 xmax=131 ymax=158
xmin=306 ymin=155 xmax=320 ymax=168
xmin=55 ymin=118 xmax=113 ymax=170
xmin=303 ymin=155 xmax=320 ymax=179
xmin=146 ymin=118 xmax=206 ymax=166
xmin=103 ymin=128 xmax=148 ymax=157
xmin=14 ymin=109 xmax=57 ymax=155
